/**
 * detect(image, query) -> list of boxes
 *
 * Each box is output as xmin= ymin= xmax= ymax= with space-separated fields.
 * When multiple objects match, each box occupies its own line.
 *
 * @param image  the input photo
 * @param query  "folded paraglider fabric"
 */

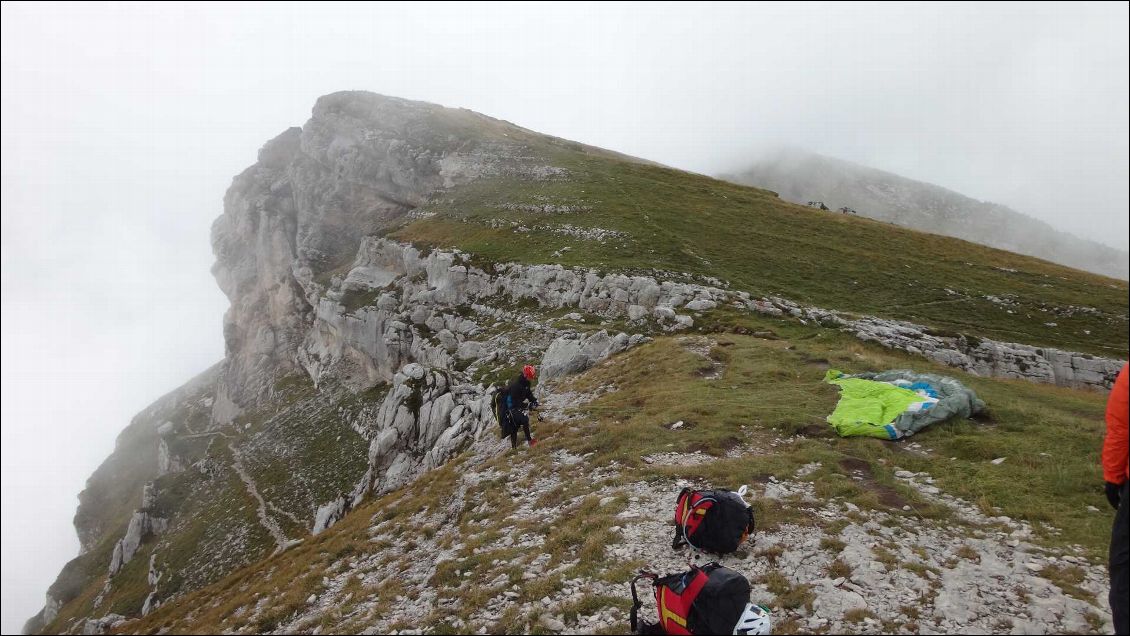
xmin=824 ymin=369 xmax=985 ymax=439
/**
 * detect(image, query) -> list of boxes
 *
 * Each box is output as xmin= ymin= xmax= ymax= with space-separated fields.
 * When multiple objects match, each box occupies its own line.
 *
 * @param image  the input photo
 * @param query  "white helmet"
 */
xmin=733 ymin=603 xmax=771 ymax=635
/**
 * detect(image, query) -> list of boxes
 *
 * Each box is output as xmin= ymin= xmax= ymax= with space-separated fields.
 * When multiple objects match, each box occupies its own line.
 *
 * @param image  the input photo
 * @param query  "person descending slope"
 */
xmin=498 ymin=364 xmax=540 ymax=449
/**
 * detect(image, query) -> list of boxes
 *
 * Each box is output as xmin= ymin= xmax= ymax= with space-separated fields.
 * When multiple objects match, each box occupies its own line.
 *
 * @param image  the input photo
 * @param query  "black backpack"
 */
xmin=493 ymin=385 xmax=514 ymax=438
xmin=672 ymin=487 xmax=755 ymax=554
xmin=630 ymin=562 xmax=751 ymax=635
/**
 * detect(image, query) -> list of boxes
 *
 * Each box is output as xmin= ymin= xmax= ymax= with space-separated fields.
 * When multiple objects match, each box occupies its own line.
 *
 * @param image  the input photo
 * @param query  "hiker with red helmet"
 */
xmin=499 ymin=365 xmax=540 ymax=448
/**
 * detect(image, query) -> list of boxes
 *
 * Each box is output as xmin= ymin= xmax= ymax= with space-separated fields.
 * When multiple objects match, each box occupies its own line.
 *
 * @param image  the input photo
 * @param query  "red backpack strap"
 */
xmin=673 ymin=490 xmax=716 ymax=550
xmin=655 ymin=568 xmax=710 ymax=635
xmin=673 ymin=488 xmax=693 ymax=524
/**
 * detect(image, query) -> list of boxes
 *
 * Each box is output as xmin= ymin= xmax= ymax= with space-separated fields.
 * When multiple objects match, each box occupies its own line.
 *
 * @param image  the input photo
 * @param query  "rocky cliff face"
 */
xmin=29 ymin=92 xmax=635 ymax=633
xmin=210 ymin=92 xmax=566 ymax=421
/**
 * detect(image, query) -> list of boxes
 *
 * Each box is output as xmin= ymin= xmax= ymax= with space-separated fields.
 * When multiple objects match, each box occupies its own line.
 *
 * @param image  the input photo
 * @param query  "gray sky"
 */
xmin=2 ymin=1 xmax=1127 ymax=631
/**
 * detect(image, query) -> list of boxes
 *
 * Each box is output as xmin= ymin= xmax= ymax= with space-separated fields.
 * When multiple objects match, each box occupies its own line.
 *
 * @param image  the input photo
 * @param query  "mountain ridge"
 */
xmin=26 ymin=91 xmax=1127 ymax=635
xmin=720 ymin=147 xmax=1129 ymax=279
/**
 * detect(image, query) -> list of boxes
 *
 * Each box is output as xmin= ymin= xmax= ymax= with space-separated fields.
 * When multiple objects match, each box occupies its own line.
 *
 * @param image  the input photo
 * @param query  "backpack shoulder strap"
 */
xmin=682 ymin=566 xmax=710 ymax=601
xmin=672 ymin=488 xmax=694 ymax=549
xmin=656 ymin=567 xmax=710 ymax=635
xmin=675 ymin=490 xmax=718 ymax=551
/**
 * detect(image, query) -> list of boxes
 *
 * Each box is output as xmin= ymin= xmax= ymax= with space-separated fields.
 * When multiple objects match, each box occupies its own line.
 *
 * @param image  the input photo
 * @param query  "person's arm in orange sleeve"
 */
xmin=1103 ymin=364 xmax=1129 ymax=509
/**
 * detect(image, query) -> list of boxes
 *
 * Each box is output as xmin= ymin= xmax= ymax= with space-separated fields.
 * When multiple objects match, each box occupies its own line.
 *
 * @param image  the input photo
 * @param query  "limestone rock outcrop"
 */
xmin=315 ymin=236 xmax=1121 ymax=392
xmin=540 ymin=330 xmax=647 ymax=380
xmin=210 ymin=92 xmax=568 ymax=421
xmin=107 ymin=484 xmax=167 ymax=576
xmin=747 ymin=296 xmax=1123 ymax=390
xmin=364 ymin=363 xmax=495 ymax=495
xmin=79 ymin=614 xmax=126 ymax=635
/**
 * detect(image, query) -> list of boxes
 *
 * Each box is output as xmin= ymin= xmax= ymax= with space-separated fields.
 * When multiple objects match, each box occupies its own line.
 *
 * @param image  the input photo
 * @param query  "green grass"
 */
xmin=844 ymin=608 xmax=878 ymax=624
xmin=1039 ymin=564 xmax=1097 ymax=603
xmin=542 ymin=316 xmax=1115 ymax=559
xmin=392 ymin=147 xmax=1127 ymax=358
xmin=339 ymin=287 xmax=386 ymax=313
xmin=240 ymin=381 xmax=372 ymax=533
xmin=760 ymin=570 xmax=815 ymax=611
xmin=113 ymin=327 xmax=1116 ymax=634
xmin=826 ymin=558 xmax=853 ymax=579
xmin=820 ymin=537 xmax=847 ymax=554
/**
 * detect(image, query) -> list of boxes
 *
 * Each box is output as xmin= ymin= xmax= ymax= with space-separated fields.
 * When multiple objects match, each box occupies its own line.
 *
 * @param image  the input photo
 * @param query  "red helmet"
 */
xmin=523 ymin=365 xmax=536 ymax=380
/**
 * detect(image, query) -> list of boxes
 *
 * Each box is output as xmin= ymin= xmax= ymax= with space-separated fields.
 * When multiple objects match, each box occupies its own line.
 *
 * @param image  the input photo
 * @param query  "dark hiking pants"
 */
xmin=1113 ymin=480 xmax=1129 ymax=635
xmin=508 ymin=409 xmax=531 ymax=448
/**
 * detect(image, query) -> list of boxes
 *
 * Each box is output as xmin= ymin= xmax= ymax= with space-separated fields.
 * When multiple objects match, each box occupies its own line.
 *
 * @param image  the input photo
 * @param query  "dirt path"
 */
xmin=228 ymin=442 xmax=290 ymax=553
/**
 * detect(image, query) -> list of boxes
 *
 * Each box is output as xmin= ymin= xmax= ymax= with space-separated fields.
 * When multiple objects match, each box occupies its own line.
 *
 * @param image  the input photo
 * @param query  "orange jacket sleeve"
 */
xmin=1103 ymin=364 xmax=1130 ymax=484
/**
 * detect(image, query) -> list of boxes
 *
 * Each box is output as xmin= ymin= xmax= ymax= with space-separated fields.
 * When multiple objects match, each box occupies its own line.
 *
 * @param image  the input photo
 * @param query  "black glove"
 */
xmin=530 ymin=400 xmax=540 ymax=410
xmin=1106 ymin=481 xmax=1124 ymax=510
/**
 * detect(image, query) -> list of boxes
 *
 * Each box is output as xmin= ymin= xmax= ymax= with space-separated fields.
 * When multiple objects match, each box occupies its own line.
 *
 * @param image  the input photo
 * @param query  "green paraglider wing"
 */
xmin=823 ymin=369 xmax=985 ymax=439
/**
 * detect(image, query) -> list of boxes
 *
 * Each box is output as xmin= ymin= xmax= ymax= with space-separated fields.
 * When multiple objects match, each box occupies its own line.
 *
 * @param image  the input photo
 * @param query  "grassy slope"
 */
xmin=393 ymin=146 xmax=1128 ymax=358
xmin=124 ymin=309 xmax=1116 ymax=635
xmin=38 ymin=384 xmax=215 ymax=632
xmin=43 ymin=440 xmax=270 ymax=633
xmin=41 ymin=375 xmax=373 ymax=633
xmin=238 ymin=376 xmax=374 ymax=536
xmin=578 ymin=308 xmax=1115 ymax=556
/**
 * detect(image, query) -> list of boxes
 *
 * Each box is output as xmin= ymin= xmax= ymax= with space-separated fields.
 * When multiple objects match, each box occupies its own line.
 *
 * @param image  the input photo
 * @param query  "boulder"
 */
xmin=364 ymin=364 xmax=495 ymax=495
xmin=107 ymin=509 xmax=167 ymax=575
xmin=811 ymin=584 xmax=868 ymax=620
xmin=456 ymin=341 xmax=487 ymax=361
xmin=685 ymin=299 xmax=717 ymax=311
xmin=627 ymin=304 xmax=649 ymax=321
xmin=80 ymin=614 xmax=126 ymax=635
xmin=540 ymin=330 xmax=636 ymax=380
xmin=312 ymin=497 xmax=348 ymax=535
xmin=436 ymin=329 xmax=458 ymax=353
xmin=157 ymin=439 xmax=184 ymax=476
xmin=141 ymin=592 xmax=159 ymax=616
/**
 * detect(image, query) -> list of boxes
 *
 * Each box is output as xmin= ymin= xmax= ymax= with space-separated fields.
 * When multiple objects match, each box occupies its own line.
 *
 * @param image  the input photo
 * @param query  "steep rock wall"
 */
xmin=210 ymin=92 xmax=563 ymax=421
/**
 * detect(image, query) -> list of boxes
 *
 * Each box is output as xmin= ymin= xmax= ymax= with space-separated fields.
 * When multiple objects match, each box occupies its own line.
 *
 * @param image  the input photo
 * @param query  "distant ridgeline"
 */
xmin=26 ymin=91 xmax=1128 ymax=635
xmin=722 ymin=148 xmax=1129 ymax=281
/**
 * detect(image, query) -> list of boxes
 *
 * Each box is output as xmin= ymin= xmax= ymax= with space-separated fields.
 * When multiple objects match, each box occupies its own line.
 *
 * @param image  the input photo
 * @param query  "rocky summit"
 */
xmin=27 ymin=92 xmax=1127 ymax=635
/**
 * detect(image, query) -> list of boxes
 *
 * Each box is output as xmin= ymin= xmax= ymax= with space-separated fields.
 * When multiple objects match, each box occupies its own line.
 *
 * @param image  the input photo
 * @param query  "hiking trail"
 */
xmin=228 ymin=442 xmax=290 ymax=553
